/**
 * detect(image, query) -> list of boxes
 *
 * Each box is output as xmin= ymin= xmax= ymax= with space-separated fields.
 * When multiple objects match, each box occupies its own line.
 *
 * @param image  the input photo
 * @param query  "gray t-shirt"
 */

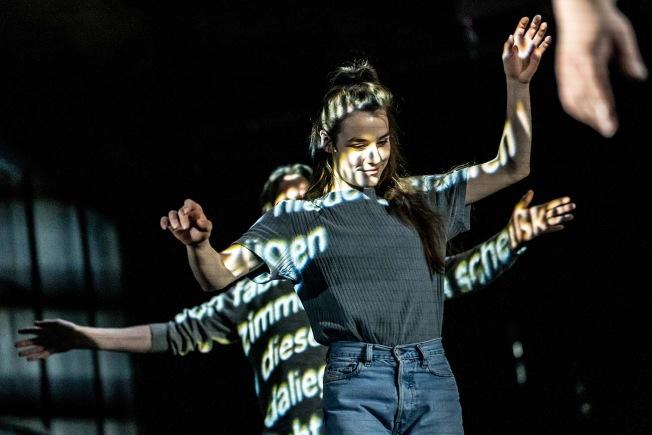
xmin=235 ymin=169 xmax=470 ymax=347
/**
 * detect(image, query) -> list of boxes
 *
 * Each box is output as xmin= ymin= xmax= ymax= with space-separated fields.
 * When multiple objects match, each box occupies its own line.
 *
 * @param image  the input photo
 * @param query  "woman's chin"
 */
xmin=351 ymin=173 xmax=381 ymax=187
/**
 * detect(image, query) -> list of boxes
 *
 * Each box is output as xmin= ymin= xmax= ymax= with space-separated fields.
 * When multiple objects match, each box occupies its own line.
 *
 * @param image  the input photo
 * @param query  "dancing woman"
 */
xmin=161 ymin=15 xmax=552 ymax=434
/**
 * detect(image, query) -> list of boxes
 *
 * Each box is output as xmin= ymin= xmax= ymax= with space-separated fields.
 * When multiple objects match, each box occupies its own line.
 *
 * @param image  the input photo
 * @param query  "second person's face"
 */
xmin=274 ymin=174 xmax=310 ymax=204
xmin=332 ymin=109 xmax=391 ymax=189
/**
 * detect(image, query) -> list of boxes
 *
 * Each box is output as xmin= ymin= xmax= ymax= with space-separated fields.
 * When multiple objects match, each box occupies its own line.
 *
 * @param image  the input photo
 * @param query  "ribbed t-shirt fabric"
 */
xmin=235 ymin=169 xmax=470 ymax=347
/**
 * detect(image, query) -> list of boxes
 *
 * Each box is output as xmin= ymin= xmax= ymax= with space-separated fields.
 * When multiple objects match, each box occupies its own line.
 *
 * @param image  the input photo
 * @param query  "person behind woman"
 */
xmin=16 ymin=162 xmax=573 ymax=435
xmin=161 ymin=15 xmax=552 ymax=434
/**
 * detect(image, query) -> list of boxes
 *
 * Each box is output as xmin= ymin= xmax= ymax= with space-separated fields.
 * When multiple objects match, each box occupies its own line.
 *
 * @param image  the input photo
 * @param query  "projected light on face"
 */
xmin=330 ymin=110 xmax=391 ymax=189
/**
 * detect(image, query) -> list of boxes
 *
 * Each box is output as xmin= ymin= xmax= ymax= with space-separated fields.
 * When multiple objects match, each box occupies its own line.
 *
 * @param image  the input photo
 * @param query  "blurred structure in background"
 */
xmin=0 ymin=0 xmax=650 ymax=433
xmin=0 ymin=154 xmax=136 ymax=435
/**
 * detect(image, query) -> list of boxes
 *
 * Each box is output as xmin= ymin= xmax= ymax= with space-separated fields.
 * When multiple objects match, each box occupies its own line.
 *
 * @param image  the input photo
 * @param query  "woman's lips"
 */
xmin=362 ymin=168 xmax=380 ymax=175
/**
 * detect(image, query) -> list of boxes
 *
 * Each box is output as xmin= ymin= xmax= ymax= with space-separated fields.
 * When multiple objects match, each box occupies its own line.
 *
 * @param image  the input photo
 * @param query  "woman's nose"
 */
xmin=366 ymin=144 xmax=382 ymax=164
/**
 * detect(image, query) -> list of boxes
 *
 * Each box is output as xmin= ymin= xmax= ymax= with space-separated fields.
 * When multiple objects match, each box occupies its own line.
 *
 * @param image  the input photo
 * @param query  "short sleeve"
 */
xmin=234 ymin=202 xmax=299 ymax=283
xmin=405 ymin=168 xmax=471 ymax=240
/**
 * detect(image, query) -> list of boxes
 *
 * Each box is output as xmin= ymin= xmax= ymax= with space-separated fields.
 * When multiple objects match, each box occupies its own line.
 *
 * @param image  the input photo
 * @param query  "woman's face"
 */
xmin=331 ymin=109 xmax=391 ymax=189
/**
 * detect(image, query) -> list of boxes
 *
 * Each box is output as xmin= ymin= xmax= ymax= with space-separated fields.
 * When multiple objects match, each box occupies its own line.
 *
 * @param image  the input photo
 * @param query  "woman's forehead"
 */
xmin=339 ymin=110 xmax=389 ymax=136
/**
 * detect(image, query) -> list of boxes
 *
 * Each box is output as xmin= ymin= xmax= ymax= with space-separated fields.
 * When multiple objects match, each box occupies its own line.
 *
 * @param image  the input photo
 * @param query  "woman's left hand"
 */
xmin=503 ymin=15 xmax=552 ymax=84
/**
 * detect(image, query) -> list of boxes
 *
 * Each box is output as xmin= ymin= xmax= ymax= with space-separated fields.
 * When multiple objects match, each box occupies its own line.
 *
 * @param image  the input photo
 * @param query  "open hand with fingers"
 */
xmin=503 ymin=15 xmax=552 ymax=84
xmin=15 ymin=319 xmax=93 ymax=361
xmin=160 ymin=199 xmax=213 ymax=246
xmin=507 ymin=190 xmax=576 ymax=248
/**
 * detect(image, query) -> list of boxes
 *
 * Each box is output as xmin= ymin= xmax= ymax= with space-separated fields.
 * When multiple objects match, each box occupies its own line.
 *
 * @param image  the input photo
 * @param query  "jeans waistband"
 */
xmin=327 ymin=337 xmax=444 ymax=362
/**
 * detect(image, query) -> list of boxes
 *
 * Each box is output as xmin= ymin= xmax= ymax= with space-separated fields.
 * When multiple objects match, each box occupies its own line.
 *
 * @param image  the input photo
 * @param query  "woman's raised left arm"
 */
xmin=466 ymin=15 xmax=552 ymax=204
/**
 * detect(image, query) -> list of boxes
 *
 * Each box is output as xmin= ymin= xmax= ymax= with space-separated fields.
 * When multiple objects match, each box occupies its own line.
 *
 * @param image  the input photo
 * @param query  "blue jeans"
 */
xmin=322 ymin=338 xmax=464 ymax=434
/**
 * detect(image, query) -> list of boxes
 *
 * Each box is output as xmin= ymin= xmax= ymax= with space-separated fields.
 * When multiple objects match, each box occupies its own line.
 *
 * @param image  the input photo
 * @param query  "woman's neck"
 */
xmin=329 ymin=175 xmax=373 ymax=194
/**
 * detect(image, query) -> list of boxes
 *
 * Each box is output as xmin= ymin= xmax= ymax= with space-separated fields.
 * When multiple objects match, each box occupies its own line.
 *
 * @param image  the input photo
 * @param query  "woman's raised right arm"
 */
xmin=161 ymin=199 xmax=262 ymax=291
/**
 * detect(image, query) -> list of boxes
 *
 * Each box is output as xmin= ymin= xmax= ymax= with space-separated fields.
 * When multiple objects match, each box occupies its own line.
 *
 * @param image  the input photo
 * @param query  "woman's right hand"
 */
xmin=160 ymin=199 xmax=213 ymax=246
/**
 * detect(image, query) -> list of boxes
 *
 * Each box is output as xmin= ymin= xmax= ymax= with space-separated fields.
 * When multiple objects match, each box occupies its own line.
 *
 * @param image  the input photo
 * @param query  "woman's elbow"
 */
xmin=201 ymin=275 xmax=235 ymax=293
xmin=512 ymin=167 xmax=530 ymax=182
xmin=201 ymin=283 xmax=229 ymax=293
xmin=199 ymin=279 xmax=221 ymax=293
xmin=506 ymin=164 xmax=530 ymax=184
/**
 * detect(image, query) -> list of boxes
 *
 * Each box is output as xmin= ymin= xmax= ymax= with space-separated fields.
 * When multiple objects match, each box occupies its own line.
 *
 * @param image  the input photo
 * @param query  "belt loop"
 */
xmin=416 ymin=343 xmax=427 ymax=368
xmin=363 ymin=343 xmax=373 ymax=365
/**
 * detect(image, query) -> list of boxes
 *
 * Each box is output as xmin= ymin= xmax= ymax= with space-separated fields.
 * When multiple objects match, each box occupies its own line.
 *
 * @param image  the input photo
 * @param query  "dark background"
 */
xmin=1 ymin=1 xmax=650 ymax=434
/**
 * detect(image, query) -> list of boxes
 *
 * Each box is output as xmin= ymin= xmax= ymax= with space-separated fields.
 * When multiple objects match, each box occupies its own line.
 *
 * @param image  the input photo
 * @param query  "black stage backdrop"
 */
xmin=1 ymin=1 xmax=650 ymax=434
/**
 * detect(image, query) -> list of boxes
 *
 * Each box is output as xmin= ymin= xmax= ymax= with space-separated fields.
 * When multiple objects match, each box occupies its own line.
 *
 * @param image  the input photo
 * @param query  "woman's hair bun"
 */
xmin=328 ymin=59 xmax=380 ymax=87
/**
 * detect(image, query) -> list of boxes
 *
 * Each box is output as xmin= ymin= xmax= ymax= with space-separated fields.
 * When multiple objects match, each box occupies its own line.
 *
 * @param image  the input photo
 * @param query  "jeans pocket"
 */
xmin=426 ymin=353 xmax=455 ymax=377
xmin=323 ymin=359 xmax=364 ymax=384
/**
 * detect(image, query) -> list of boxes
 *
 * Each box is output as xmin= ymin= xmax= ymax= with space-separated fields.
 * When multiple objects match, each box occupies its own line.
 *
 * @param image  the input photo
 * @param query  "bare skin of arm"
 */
xmin=15 ymin=200 xmax=262 ymax=360
xmin=466 ymin=15 xmax=552 ymax=204
xmin=16 ymin=191 xmax=574 ymax=360
xmin=15 ymin=320 xmax=152 ymax=361
xmin=445 ymin=190 xmax=575 ymax=297
xmin=160 ymin=199 xmax=261 ymax=291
